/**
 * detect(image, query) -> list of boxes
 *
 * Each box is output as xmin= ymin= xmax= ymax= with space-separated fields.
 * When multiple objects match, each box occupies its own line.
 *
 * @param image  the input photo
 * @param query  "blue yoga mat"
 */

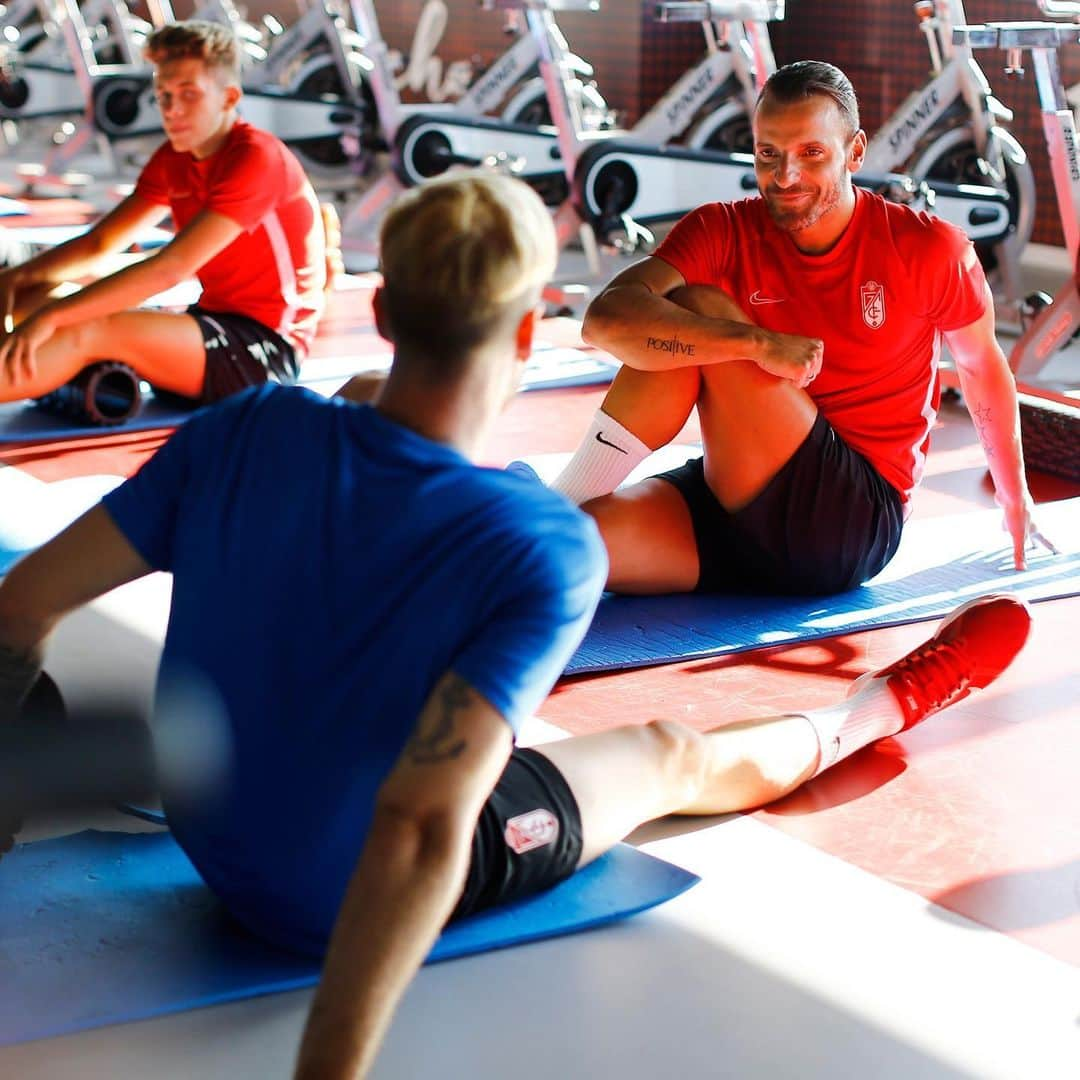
xmin=565 ymin=497 xmax=1080 ymax=674
xmin=0 ymin=347 xmax=617 ymax=444
xmin=0 ymin=829 xmax=698 ymax=1047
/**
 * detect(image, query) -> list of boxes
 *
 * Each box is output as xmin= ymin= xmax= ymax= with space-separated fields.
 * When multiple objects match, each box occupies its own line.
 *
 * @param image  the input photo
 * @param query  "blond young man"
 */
xmin=0 ymin=174 xmax=1032 ymax=1079
xmin=0 ymin=21 xmax=325 ymax=405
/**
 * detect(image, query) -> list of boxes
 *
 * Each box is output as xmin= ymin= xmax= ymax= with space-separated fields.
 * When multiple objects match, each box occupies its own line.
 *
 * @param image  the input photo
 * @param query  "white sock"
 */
xmin=803 ymin=678 xmax=905 ymax=778
xmin=551 ymin=410 xmax=652 ymax=505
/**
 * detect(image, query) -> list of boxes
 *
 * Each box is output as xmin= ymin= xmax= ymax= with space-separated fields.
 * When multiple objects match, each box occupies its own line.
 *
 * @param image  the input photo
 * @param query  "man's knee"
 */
xmin=639 ymin=719 xmax=707 ymax=804
xmin=57 ymin=316 xmax=108 ymax=359
xmin=668 ymin=285 xmax=754 ymax=325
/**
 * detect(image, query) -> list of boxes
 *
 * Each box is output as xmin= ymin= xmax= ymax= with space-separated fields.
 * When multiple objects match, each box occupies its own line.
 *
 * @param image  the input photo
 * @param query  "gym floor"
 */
xmin=0 ymin=183 xmax=1078 ymax=1077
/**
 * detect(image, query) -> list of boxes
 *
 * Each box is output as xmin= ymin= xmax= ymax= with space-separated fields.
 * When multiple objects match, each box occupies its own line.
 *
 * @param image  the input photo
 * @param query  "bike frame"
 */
xmin=632 ymin=2 xmax=777 ymax=146
xmin=864 ymin=0 xmax=1002 ymax=174
xmin=957 ymin=17 xmax=1080 ymax=379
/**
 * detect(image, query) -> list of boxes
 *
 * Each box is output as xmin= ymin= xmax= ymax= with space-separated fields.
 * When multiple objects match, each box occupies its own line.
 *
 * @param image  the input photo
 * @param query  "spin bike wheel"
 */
xmin=685 ymin=100 xmax=754 ymax=154
xmin=911 ymin=124 xmax=1036 ymax=280
xmin=290 ymin=54 xmax=375 ymax=173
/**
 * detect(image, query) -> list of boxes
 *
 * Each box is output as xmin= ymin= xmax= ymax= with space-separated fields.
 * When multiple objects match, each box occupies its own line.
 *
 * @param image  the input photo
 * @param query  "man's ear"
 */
xmin=514 ymin=302 xmax=540 ymax=362
xmin=223 ymin=82 xmax=242 ymax=111
xmin=372 ymin=286 xmax=395 ymax=344
xmin=848 ymin=128 xmax=867 ymax=173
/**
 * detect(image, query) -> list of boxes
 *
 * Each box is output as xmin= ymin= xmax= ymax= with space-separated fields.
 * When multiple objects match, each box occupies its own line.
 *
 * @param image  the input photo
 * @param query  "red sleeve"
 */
xmin=133 ymin=142 xmax=174 ymax=207
xmin=206 ymin=135 xmax=286 ymax=232
xmin=653 ymin=203 xmax=732 ymax=287
xmin=918 ymin=216 xmax=989 ymax=330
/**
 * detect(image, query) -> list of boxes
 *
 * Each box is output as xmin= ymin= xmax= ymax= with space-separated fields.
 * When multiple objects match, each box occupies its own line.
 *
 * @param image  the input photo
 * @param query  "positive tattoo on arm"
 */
xmin=405 ymin=675 xmax=471 ymax=764
xmin=646 ymin=334 xmax=695 ymax=357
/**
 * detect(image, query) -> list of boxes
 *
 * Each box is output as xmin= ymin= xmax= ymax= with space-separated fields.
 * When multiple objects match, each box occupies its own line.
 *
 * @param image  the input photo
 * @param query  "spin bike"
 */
xmin=340 ymin=0 xmax=611 ymax=269
xmin=953 ymin=13 xmax=1080 ymax=480
xmin=572 ymin=0 xmax=778 ymax=247
xmin=411 ymin=0 xmax=611 ymax=129
xmin=0 ymin=0 xmax=150 ymax=134
xmin=572 ymin=0 xmax=1015 ymax=255
xmin=630 ymin=0 xmax=775 ymax=152
xmin=862 ymin=0 xmax=1037 ymax=319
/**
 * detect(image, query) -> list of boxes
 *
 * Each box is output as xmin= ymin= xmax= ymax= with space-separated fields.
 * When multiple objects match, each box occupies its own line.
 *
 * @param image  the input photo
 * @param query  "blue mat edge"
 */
xmin=563 ymin=577 xmax=1080 ymax=675
xmin=0 ymin=367 xmax=615 ymax=445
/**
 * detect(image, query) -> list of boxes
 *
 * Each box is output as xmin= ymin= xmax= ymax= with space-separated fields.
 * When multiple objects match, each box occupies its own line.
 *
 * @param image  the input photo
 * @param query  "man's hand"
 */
xmin=999 ymin=493 xmax=1059 ymax=571
xmin=0 ymin=311 xmax=55 ymax=387
xmin=755 ymin=329 xmax=824 ymax=388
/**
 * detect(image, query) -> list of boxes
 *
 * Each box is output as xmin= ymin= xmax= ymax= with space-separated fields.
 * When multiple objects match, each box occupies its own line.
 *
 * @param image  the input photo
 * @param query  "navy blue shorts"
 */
xmin=452 ymin=747 xmax=583 ymax=921
xmin=187 ymin=307 xmax=298 ymax=405
xmin=656 ymin=412 xmax=905 ymax=595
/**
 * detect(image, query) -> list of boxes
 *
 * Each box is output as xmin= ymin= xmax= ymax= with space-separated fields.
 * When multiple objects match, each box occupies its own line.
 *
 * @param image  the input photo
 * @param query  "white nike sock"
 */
xmin=551 ymin=409 xmax=652 ymax=505
xmin=803 ymin=677 xmax=906 ymax=778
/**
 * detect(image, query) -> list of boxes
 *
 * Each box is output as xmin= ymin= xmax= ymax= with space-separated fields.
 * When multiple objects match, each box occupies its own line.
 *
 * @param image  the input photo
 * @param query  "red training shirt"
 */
xmin=135 ymin=120 xmax=326 ymax=360
xmin=655 ymin=188 xmax=988 ymax=503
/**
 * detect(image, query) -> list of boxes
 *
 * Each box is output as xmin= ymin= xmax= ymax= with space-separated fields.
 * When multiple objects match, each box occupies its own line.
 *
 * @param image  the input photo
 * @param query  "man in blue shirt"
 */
xmin=0 ymin=173 xmax=1033 ymax=1079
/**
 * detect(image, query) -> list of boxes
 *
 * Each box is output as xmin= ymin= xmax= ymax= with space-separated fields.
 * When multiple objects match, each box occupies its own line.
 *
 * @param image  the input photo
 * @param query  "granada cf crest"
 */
xmin=504 ymin=809 xmax=559 ymax=854
xmin=860 ymin=280 xmax=886 ymax=329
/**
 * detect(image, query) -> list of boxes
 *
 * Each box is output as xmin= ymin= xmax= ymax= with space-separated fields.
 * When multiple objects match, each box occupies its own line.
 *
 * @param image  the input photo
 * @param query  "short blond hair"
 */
xmin=145 ymin=21 xmax=241 ymax=84
xmin=379 ymin=172 xmax=557 ymax=371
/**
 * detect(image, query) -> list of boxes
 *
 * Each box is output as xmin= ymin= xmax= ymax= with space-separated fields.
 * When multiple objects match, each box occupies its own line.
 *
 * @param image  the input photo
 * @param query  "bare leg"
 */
xmin=537 ymin=593 xmax=1033 ymax=868
xmin=535 ymin=713 xmax=819 ymax=868
xmin=682 ymin=286 xmax=817 ymax=511
xmin=0 ymin=309 xmax=207 ymax=401
xmin=583 ymin=480 xmax=699 ymax=594
xmin=599 ymin=363 xmax=702 ymax=450
xmin=582 ymin=284 xmax=818 ymax=592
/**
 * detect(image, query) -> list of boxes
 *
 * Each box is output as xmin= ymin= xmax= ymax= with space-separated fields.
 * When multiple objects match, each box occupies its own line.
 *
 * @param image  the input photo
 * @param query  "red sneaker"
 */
xmin=868 ymin=595 xmax=1033 ymax=731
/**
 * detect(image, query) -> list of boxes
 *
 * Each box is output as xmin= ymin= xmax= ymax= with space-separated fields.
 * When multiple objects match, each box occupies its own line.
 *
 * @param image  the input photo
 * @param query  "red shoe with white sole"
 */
xmin=866 ymin=594 xmax=1033 ymax=731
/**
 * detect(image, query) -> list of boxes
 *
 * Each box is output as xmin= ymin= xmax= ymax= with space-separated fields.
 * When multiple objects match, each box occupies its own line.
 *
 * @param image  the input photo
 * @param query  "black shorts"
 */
xmin=656 ymin=411 xmax=905 ymax=595
xmin=452 ymin=747 xmax=584 ymax=922
xmin=187 ymin=306 xmax=299 ymax=405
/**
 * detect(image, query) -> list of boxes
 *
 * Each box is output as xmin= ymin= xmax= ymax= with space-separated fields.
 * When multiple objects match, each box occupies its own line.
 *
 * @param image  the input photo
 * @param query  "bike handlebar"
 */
xmin=653 ymin=0 xmax=784 ymax=24
xmin=1038 ymin=0 xmax=1080 ymax=20
xmin=954 ymin=21 xmax=1080 ymax=49
xmin=481 ymin=0 xmax=600 ymax=12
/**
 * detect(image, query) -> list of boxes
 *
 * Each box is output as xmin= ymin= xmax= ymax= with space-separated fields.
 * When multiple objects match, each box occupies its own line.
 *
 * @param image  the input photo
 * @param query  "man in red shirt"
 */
xmin=554 ymin=61 xmax=1052 ymax=593
xmin=0 ymin=21 xmax=326 ymax=405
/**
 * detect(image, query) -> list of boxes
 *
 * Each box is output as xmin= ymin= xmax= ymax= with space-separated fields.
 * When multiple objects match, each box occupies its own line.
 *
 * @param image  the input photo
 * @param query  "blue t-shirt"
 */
xmin=103 ymin=386 xmax=606 ymax=955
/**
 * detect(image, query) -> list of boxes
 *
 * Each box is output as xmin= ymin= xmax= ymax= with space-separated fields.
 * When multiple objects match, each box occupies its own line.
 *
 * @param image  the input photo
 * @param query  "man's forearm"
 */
xmin=10 ymin=233 xmax=112 ymax=294
xmin=955 ymin=353 xmax=1028 ymax=509
xmin=294 ymin=808 xmax=474 ymax=1079
xmin=582 ymin=286 xmax=764 ymax=372
xmin=38 ymin=252 xmax=184 ymax=333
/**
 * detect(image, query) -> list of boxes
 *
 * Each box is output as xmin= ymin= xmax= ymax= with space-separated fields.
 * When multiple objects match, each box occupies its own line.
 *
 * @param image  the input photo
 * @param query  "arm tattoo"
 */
xmin=405 ymin=675 xmax=471 ymax=764
xmin=972 ymin=402 xmax=996 ymax=458
xmin=646 ymin=335 xmax=695 ymax=357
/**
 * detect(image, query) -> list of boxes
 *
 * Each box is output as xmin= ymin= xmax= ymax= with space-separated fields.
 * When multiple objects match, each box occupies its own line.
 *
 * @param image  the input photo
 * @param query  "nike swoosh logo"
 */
xmin=749 ymin=291 xmax=785 ymax=305
xmin=595 ymin=431 xmax=628 ymax=454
